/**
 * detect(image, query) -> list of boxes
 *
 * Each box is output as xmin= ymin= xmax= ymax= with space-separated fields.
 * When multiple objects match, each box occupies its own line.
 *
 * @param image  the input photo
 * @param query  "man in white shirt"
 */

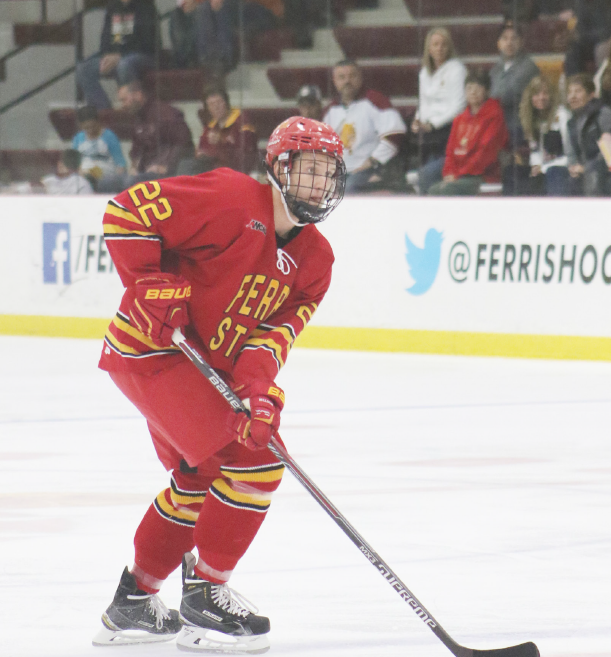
xmin=323 ymin=59 xmax=407 ymax=193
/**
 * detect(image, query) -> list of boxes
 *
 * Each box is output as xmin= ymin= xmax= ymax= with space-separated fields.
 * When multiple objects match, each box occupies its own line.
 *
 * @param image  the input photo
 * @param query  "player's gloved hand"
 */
xmin=128 ymin=274 xmax=191 ymax=348
xmin=232 ymin=381 xmax=285 ymax=450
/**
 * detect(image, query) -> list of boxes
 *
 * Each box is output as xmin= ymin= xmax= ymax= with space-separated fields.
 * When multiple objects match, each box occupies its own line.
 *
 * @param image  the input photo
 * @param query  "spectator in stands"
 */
xmin=177 ymin=85 xmax=259 ymax=175
xmin=412 ymin=27 xmax=467 ymax=194
xmin=490 ymin=21 xmax=539 ymax=195
xmin=566 ymin=73 xmax=611 ymax=195
xmin=324 ymin=59 xmax=407 ymax=194
xmin=429 ymin=70 xmax=508 ymax=196
xmin=239 ymin=1 xmax=283 ymax=41
xmin=97 ymin=81 xmax=194 ymax=193
xmin=72 ymin=106 xmax=126 ymax=189
xmin=563 ymin=0 xmax=611 ymax=76
xmin=193 ymin=0 xmax=236 ymax=76
xmin=169 ymin=0 xmax=203 ymax=69
xmin=283 ymin=0 xmax=340 ymax=49
xmin=501 ymin=0 xmax=573 ymax=21
xmin=76 ymin=0 xmax=157 ymax=110
xmin=41 ymin=150 xmax=93 ymax=195
xmin=518 ymin=75 xmax=571 ymax=195
xmin=296 ymin=84 xmax=323 ymax=121
xmin=490 ymin=21 xmax=539 ymax=144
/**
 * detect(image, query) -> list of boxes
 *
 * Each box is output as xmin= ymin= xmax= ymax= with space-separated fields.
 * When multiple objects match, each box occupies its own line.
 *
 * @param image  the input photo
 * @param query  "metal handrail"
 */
xmin=0 ymin=7 xmax=173 ymax=117
xmin=0 ymin=3 xmax=83 ymax=70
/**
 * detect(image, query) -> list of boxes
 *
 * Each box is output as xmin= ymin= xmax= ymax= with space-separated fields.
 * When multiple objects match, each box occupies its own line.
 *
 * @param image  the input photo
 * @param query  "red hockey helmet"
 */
xmin=265 ymin=117 xmax=346 ymax=225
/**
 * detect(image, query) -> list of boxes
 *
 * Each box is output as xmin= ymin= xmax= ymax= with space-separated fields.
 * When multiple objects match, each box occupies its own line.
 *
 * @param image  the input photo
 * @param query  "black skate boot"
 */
xmin=176 ymin=553 xmax=270 ymax=654
xmin=92 ymin=567 xmax=182 ymax=646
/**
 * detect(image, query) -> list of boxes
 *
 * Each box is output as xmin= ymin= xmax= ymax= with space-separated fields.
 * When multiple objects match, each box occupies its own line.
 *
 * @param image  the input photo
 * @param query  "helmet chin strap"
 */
xmin=266 ymin=171 xmax=308 ymax=228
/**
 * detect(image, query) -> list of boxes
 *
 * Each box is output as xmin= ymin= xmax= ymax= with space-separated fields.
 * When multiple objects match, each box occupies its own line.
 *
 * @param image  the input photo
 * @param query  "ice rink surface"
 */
xmin=1 ymin=335 xmax=610 ymax=657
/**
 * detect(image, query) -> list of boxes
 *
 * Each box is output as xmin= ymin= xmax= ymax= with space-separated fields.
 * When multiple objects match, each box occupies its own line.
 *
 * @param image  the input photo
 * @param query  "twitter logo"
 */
xmin=405 ymin=229 xmax=443 ymax=295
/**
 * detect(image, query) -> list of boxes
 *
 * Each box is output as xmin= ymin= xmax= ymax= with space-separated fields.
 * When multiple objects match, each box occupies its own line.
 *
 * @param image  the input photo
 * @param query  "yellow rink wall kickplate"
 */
xmin=1 ymin=315 xmax=610 ymax=362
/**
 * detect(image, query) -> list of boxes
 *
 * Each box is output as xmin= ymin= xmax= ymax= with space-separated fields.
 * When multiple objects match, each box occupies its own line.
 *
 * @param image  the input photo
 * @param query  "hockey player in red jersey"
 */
xmin=92 ymin=117 xmax=346 ymax=653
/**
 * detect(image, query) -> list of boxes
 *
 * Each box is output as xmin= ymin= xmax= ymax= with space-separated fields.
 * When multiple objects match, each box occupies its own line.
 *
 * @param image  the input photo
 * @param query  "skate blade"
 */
xmin=92 ymin=624 xmax=178 ymax=646
xmin=176 ymin=626 xmax=270 ymax=654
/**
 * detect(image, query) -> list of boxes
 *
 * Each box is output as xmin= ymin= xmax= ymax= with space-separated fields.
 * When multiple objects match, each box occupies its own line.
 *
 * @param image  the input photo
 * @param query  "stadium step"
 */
xmin=403 ymin=0 xmax=503 ymax=18
xmin=13 ymin=21 xmax=73 ymax=47
xmin=267 ymin=63 xmax=420 ymax=99
xmin=334 ymin=20 xmax=566 ymax=59
xmin=0 ymin=148 xmax=61 ymax=183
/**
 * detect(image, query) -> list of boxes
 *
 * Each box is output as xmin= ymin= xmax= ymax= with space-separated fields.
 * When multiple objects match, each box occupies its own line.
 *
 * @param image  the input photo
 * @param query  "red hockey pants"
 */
xmin=109 ymin=359 xmax=285 ymax=590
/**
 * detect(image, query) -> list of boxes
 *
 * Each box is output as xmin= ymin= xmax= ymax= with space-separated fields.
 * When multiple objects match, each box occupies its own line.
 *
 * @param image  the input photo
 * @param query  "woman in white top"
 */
xmin=518 ymin=75 xmax=571 ymax=195
xmin=412 ymin=27 xmax=467 ymax=194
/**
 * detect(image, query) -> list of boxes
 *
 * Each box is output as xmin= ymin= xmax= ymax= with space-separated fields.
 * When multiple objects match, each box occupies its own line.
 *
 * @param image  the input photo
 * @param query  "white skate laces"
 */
xmin=127 ymin=593 xmax=172 ymax=629
xmin=210 ymin=584 xmax=258 ymax=619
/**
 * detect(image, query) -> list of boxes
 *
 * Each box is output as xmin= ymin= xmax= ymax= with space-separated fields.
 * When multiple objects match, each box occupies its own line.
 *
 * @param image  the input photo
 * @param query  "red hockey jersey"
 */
xmin=98 ymin=168 xmax=334 ymax=386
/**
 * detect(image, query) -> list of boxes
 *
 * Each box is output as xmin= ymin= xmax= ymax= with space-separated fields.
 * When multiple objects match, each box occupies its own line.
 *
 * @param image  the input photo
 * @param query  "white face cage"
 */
xmin=266 ymin=150 xmax=346 ymax=226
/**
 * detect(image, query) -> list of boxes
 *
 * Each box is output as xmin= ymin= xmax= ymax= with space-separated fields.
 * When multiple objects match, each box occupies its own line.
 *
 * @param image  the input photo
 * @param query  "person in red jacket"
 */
xmin=429 ymin=69 xmax=508 ymax=195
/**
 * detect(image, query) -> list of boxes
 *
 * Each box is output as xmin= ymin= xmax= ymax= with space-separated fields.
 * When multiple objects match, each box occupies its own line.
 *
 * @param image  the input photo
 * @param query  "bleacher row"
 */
xmin=1 ymin=0 xmax=566 ymax=184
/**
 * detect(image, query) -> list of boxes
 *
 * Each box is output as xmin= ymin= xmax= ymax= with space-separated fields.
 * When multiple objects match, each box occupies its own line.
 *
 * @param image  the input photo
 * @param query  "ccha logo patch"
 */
xmin=404 ymin=229 xmax=443 ymax=295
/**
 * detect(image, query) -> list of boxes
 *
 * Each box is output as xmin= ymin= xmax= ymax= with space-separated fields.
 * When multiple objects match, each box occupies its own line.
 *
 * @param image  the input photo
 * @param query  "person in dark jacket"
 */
xmin=490 ymin=21 xmax=540 ymax=145
xmin=564 ymin=0 xmax=611 ymax=76
xmin=76 ymin=0 xmax=158 ymax=109
xmin=170 ymin=0 xmax=236 ymax=75
xmin=566 ymin=73 xmax=611 ymax=195
xmin=97 ymin=81 xmax=194 ymax=193
xmin=169 ymin=0 xmax=201 ymax=69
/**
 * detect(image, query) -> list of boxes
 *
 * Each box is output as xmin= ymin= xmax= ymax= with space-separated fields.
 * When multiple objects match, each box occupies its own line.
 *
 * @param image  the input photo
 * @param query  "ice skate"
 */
xmin=176 ymin=553 xmax=270 ymax=654
xmin=92 ymin=567 xmax=182 ymax=646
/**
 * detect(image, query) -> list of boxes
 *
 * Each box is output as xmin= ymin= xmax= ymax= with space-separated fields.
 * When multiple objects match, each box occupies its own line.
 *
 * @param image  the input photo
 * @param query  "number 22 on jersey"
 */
xmin=128 ymin=181 xmax=173 ymax=227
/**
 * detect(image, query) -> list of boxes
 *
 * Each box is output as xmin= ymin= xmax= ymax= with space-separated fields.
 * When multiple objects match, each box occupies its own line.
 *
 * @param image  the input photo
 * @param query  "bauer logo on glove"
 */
xmin=232 ymin=381 xmax=285 ymax=450
xmin=129 ymin=274 xmax=191 ymax=349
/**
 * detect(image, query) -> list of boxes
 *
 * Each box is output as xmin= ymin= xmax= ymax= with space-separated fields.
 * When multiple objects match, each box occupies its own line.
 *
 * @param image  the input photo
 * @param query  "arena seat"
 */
xmin=246 ymin=28 xmax=297 ymax=62
xmin=335 ymin=20 xmax=566 ymax=59
xmin=403 ymin=0 xmax=502 ymax=17
xmin=197 ymin=106 xmax=300 ymax=140
xmin=144 ymin=69 xmax=210 ymax=102
xmin=0 ymin=149 xmax=61 ymax=183
xmin=267 ymin=65 xmax=421 ymax=99
xmin=49 ymin=109 xmax=135 ymax=141
xmin=12 ymin=22 xmax=74 ymax=47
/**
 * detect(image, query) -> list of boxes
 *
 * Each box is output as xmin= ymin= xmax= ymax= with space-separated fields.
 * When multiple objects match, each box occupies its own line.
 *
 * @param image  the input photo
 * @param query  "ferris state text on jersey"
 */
xmin=98 ymin=168 xmax=334 ymax=383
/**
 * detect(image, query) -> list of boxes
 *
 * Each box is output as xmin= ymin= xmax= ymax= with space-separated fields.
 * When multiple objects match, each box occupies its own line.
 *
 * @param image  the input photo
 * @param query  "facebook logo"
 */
xmin=43 ymin=223 xmax=71 ymax=284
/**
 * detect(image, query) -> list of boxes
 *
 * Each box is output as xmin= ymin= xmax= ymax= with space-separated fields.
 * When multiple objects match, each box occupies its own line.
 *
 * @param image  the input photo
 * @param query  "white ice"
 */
xmin=1 ymin=335 xmax=610 ymax=657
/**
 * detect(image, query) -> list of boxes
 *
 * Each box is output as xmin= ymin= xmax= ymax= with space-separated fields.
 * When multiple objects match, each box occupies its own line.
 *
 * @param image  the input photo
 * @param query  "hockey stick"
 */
xmin=172 ymin=329 xmax=539 ymax=657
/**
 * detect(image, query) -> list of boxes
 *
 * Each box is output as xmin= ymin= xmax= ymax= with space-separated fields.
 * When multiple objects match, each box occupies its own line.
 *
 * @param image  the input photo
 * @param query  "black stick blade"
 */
xmin=474 ymin=642 xmax=539 ymax=657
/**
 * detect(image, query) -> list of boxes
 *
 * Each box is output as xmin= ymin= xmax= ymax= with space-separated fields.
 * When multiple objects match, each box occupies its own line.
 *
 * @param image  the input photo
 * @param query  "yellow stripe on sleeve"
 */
xmin=104 ymin=224 xmax=155 ymax=237
xmin=105 ymin=203 xmax=146 ymax=226
xmin=112 ymin=315 xmax=178 ymax=352
xmin=242 ymin=337 xmax=285 ymax=367
xmin=104 ymin=329 xmax=143 ymax=355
